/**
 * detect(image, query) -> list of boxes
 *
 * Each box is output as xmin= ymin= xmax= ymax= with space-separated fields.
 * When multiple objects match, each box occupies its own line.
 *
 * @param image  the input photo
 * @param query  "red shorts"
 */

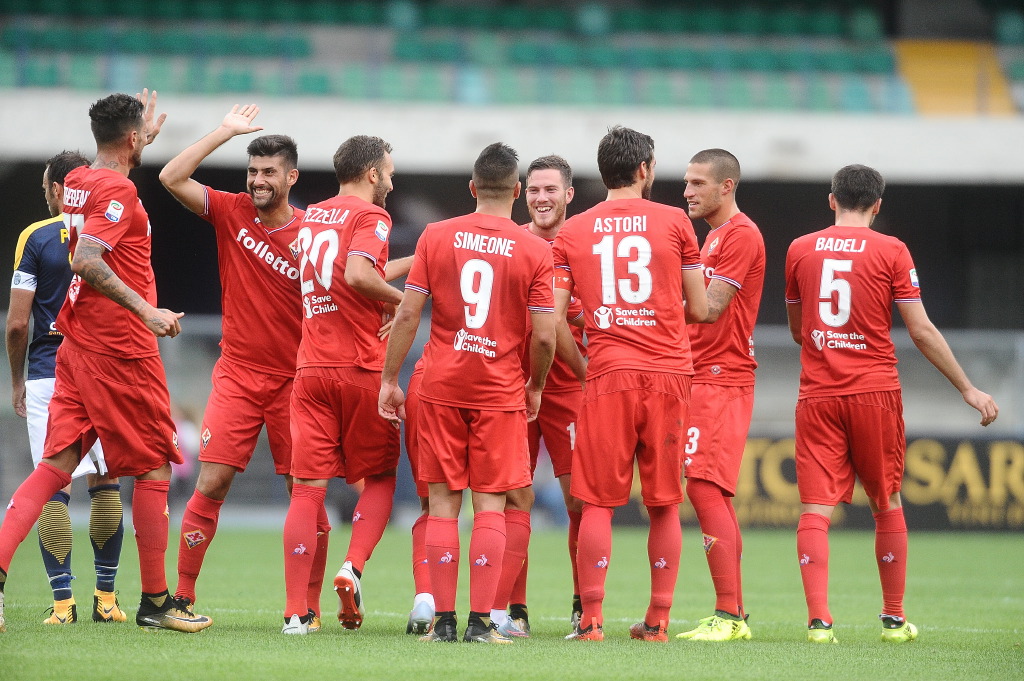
xmin=404 ymin=369 xmax=428 ymax=498
xmin=795 ymin=390 xmax=905 ymax=510
xmin=571 ymin=371 xmax=690 ymax=508
xmin=44 ymin=341 xmax=183 ymax=478
xmin=289 ymin=366 xmax=400 ymax=482
xmin=528 ymin=389 xmax=582 ymax=478
xmin=417 ymin=399 xmax=531 ymax=494
xmin=682 ymin=383 xmax=754 ymax=496
xmin=199 ymin=358 xmax=293 ymax=475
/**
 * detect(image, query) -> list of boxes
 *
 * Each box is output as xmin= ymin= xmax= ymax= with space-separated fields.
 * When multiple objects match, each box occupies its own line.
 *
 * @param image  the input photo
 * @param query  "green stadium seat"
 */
xmin=0 ymin=51 xmax=17 ymax=88
xmin=425 ymin=37 xmax=462 ymax=63
xmin=227 ymin=0 xmax=261 ymax=22
xmin=218 ymin=66 xmax=256 ymax=93
xmin=0 ymin=24 xmax=30 ymax=51
xmin=258 ymin=71 xmax=287 ymax=97
xmin=378 ymin=64 xmax=409 ymax=100
xmin=459 ymin=5 xmax=495 ymax=30
xmin=767 ymin=8 xmax=806 ymax=36
xmin=117 ymin=26 xmax=153 ymax=55
xmin=576 ymin=3 xmax=611 ymax=37
xmin=692 ymin=8 xmax=728 ymax=35
xmin=183 ymin=60 xmax=216 ymax=94
xmin=536 ymin=8 xmax=571 ymax=32
xmin=423 ymin=3 xmax=457 ymax=29
xmin=585 ymin=42 xmax=618 ymax=69
xmin=730 ymin=5 xmax=767 ymax=35
xmin=111 ymin=0 xmax=147 ymax=19
xmin=37 ymin=24 xmax=74 ymax=52
xmin=414 ymin=64 xmax=451 ymax=102
xmin=559 ymin=70 xmax=598 ymax=105
xmin=807 ymin=9 xmax=844 ymax=37
xmin=153 ymin=27 xmax=193 ymax=55
xmin=39 ymin=0 xmax=71 ymax=15
xmin=839 ymin=75 xmax=874 ymax=112
xmin=724 ymin=73 xmax=755 ymax=109
xmin=548 ymin=40 xmax=582 ymax=67
xmin=337 ymin=63 xmax=371 ymax=99
xmin=858 ymin=47 xmax=895 ymax=74
xmin=269 ymin=0 xmax=303 ymax=24
xmin=496 ymin=6 xmax=530 ymax=31
xmin=76 ymin=0 xmax=111 ymax=20
xmin=661 ymin=47 xmax=702 ymax=70
xmin=193 ymin=0 xmax=227 ymax=21
xmin=640 ymin=71 xmax=676 ymax=107
xmin=280 ymin=34 xmax=313 ymax=59
xmin=509 ymin=39 xmax=543 ymax=66
xmin=296 ymin=67 xmax=332 ymax=96
xmin=848 ymin=8 xmax=884 ymax=41
xmin=393 ymin=33 xmax=428 ymax=62
xmin=763 ymin=74 xmax=798 ymax=110
xmin=107 ymin=54 xmax=139 ymax=91
xmin=66 ymin=54 xmax=103 ymax=90
xmin=345 ymin=1 xmax=382 ymax=26
xmin=656 ymin=8 xmax=689 ymax=34
xmin=305 ymin=0 xmax=345 ymax=24
xmin=385 ymin=0 xmax=421 ymax=31
xmin=453 ymin=65 xmax=487 ymax=104
xmin=466 ymin=33 xmax=504 ymax=67
xmin=805 ymin=76 xmax=835 ymax=111
xmin=995 ymin=11 xmax=1024 ymax=45
xmin=882 ymin=75 xmax=915 ymax=114
xmin=612 ymin=8 xmax=647 ymax=33
xmin=685 ymin=72 xmax=715 ymax=108
xmin=602 ymin=68 xmax=631 ymax=105
xmin=152 ymin=0 xmax=187 ymax=21
xmin=1008 ymin=59 xmax=1024 ymax=80
xmin=625 ymin=46 xmax=660 ymax=70
xmin=736 ymin=48 xmax=780 ymax=72
xmin=707 ymin=47 xmax=740 ymax=72
xmin=144 ymin=57 xmax=178 ymax=92
xmin=23 ymin=55 xmax=60 ymax=87
xmin=779 ymin=47 xmax=816 ymax=72
xmin=817 ymin=49 xmax=859 ymax=74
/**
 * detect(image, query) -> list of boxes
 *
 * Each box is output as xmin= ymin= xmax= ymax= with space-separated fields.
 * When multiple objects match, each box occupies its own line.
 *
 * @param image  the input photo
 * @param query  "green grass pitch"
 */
xmin=0 ymin=525 xmax=1021 ymax=680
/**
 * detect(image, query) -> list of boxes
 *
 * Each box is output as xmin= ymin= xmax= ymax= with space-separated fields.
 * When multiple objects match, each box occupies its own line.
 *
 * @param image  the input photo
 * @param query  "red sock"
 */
xmin=307 ymin=502 xmax=331 ymax=618
xmin=133 ymin=479 xmax=171 ymax=595
xmin=469 ymin=510 xmax=505 ymax=614
xmin=0 ymin=462 xmax=72 ymax=573
xmin=567 ymin=509 xmax=582 ymax=596
xmin=411 ymin=511 xmax=430 ymax=595
xmin=175 ymin=489 xmax=223 ymax=603
xmin=797 ymin=512 xmax=832 ymax=625
xmin=509 ymin=555 xmax=528 ymax=606
xmin=646 ymin=504 xmax=681 ymax=625
xmin=726 ymin=498 xmax=745 ymax=616
xmin=492 ymin=509 xmax=529 ymax=609
xmin=284 ymin=484 xmax=325 ymax=618
xmin=577 ymin=504 xmax=613 ymax=626
xmin=345 ymin=474 xmax=396 ymax=573
xmin=687 ymin=479 xmax=740 ymax=615
xmin=426 ymin=516 xmax=460 ymax=613
xmin=874 ymin=507 xmax=908 ymax=619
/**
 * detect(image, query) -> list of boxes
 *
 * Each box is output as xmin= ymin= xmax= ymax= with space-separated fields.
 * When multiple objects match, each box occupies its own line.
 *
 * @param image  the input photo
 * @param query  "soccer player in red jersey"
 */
xmin=676 ymin=149 xmax=764 ymax=642
xmin=158 ymin=105 xmax=325 ymax=620
xmin=0 ymin=91 xmax=211 ymax=633
xmin=379 ymin=143 xmax=556 ymax=644
xmin=552 ymin=126 xmax=708 ymax=642
xmin=785 ymin=164 xmax=998 ymax=644
xmin=490 ymin=155 xmax=587 ymax=637
xmin=281 ymin=135 xmax=404 ymax=635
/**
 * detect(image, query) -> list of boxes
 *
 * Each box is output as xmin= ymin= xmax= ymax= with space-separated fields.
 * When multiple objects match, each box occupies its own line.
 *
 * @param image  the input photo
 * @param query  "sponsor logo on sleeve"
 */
xmin=909 ymin=268 xmax=919 ymax=287
xmin=374 ymin=220 xmax=390 ymax=241
xmin=104 ymin=200 xmax=124 ymax=222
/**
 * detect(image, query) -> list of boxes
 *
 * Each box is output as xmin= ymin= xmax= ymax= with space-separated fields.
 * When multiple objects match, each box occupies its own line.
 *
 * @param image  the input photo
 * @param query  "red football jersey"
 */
xmin=294 ymin=195 xmax=392 ymax=371
xmin=407 ymin=213 xmax=555 ymax=411
xmin=203 ymin=188 xmax=303 ymax=377
xmin=519 ymin=224 xmax=585 ymax=394
xmin=785 ymin=225 xmax=921 ymax=398
xmin=551 ymin=198 xmax=702 ymax=379
xmin=688 ymin=212 xmax=765 ymax=386
xmin=56 ymin=167 xmax=159 ymax=359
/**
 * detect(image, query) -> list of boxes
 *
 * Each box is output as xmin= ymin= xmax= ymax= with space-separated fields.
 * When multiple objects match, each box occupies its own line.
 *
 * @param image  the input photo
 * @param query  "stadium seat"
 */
xmin=296 ymin=67 xmax=332 ymax=96
xmin=345 ymin=0 xmax=383 ymax=26
xmin=414 ymin=64 xmax=451 ymax=102
xmin=76 ymin=0 xmax=111 ymax=20
xmin=425 ymin=37 xmax=462 ymax=63
xmin=640 ymin=70 xmax=677 ymax=107
xmin=559 ymin=70 xmax=598 ymax=105
xmin=548 ymin=40 xmax=583 ymax=67
xmin=0 ymin=51 xmax=17 ymax=88
xmin=337 ymin=63 xmax=372 ymax=100
xmin=152 ymin=0 xmax=187 ymax=21
xmin=839 ymin=74 xmax=875 ymax=112
xmin=1008 ymin=59 xmax=1024 ymax=80
xmin=143 ymin=57 xmax=178 ymax=92
xmin=995 ymin=11 xmax=1024 ymax=45
xmin=692 ymin=8 xmax=728 ymax=35
xmin=858 ymin=47 xmax=896 ymax=74
xmin=730 ymin=6 xmax=768 ymax=35
xmin=881 ymin=75 xmax=916 ymax=114
xmin=817 ymin=49 xmax=859 ymax=74
xmin=305 ymin=0 xmax=345 ymax=24
xmin=848 ymin=8 xmax=884 ymax=41
xmin=586 ymin=42 xmax=619 ymax=69
xmin=107 ymin=52 xmax=140 ymax=91
xmin=466 ymin=33 xmax=504 ymax=67
xmin=686 ymin=72 xmax=715 ymax=108
xmin=23 ymin=55 xmax=60 ymax=87
xmin=269 ymin=0 xmax=303 ymax=24
xmin=602 ymin=68 xmax=631 ymax=105
xmin=385 ymin=0 xmax=421 ymax=31
xmin=218 ymin=66 xmax=256 ymax=93
xmin=378 ymin=63 xmax=409 ymax=100
xmin=111 ymin=0 xmax=148 ymax=19
xmin=805 ymin=76 xmax=835 ymax=111
xmin=724 ymin=72 xmax=755 ymax=109
xmin=509 ymin=39 xmax=543 ymax=66
xmin=769 ymin=7 xmax=807 ymax=36
xmin=763 ymin=73 xmax=798 ymax=110
xmin=67 ymin=54 xmax=104 ymax=90
xmin=183 ymin=60 xmax=216 ymax=94
xmin=576 ymin=3 xmax=611 ymax=37
xmin=193 ymin=0 xmax=227 ymax=21
xmin=454 ymin=65 xmax=488 ymax=104
xmin=259 ymin=70 xmax=287 ymax=97
xmin=496 ymin=6 xmax=530 ymax=31
xmin=393 ymin=33 xmax=427 ymax=62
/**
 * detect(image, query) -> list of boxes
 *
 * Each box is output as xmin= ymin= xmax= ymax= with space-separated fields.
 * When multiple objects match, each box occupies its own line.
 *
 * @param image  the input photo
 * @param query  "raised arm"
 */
xmin=159 ymin=104 xmax=264 ymax=214
xmin=897 ymin=301 xmax=998 ymax=426
xmin=72 ymin=239 xmax=183 ymax=338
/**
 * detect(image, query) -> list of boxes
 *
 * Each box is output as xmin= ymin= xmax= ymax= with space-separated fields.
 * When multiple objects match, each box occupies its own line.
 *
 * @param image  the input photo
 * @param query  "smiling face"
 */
xmin=247 ymin=155 xmax=294 ymax=210
xmin=370 ymin=152 xmax=395 ymax=209
xmin=683 ymin=161 xmax=725 ymax=222
xmin=525 ymin=168 xmax=573 ymax=235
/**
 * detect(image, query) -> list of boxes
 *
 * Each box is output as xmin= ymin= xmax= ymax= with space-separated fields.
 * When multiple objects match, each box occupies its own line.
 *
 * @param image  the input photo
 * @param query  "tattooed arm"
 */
xmin=701 ymin=278 xmax=739 ymax=324
xmin=71 ymin=239 xmax=183 ymax=337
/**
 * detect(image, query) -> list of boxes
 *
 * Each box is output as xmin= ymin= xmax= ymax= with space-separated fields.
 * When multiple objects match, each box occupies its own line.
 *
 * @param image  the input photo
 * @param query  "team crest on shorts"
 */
xmin=702 ymin=533 xmax=718 ymax=553
xmin=201 ymin=428 xmax=212 ymax=450
xmin=183 ymin=529 xmax=207 ymax=549
xmin=172 ymin=432 xmax=179 ymax=452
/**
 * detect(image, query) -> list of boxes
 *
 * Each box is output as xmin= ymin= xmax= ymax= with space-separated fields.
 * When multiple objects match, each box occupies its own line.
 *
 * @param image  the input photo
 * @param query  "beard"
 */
xmin=372 ymin=182 xmax=389 ymax=209
xmin=641 ymin=178 xmax=653 ymax=200
xmin=530 ymin=204 xmax=565 ymax=230
xmin=250 ymin=186 xmax=277 ymax=209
